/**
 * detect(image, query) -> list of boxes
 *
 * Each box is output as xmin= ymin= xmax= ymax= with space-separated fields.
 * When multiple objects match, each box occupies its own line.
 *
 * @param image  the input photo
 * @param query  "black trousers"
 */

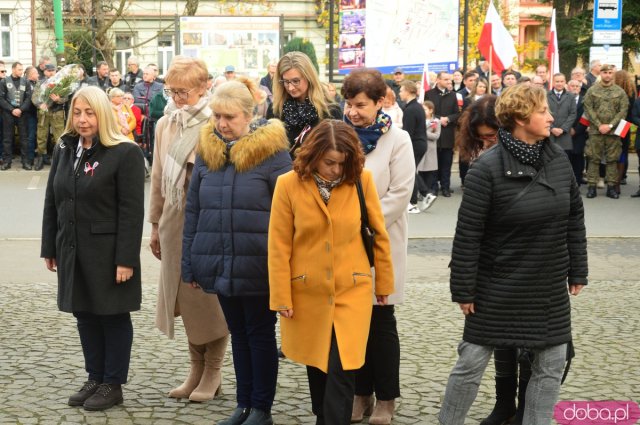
xmin=73 ymin=312 xmax=133 ymax=384
xmin=355 ymin=305 xmax=400 ymax=400
xmin=2 ymin=112 xmax=27 ymax=163
xmin=307 ymin=329 xmax=355 ymax=425
xmin=436 ymin=148 xmax=454 ymax=191
xmin=494 ymin=347 xmax=532 ymax=381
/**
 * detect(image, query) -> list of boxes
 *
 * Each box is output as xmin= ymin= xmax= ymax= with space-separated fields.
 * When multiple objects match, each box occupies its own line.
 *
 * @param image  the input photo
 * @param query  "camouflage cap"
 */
xmin=600 ymin=64 xmax=614 ymax=72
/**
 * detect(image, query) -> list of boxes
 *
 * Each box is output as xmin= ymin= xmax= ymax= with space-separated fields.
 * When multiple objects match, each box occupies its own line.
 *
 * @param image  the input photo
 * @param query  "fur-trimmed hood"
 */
xmin=198 ymin=119 xmax=289 ymax=172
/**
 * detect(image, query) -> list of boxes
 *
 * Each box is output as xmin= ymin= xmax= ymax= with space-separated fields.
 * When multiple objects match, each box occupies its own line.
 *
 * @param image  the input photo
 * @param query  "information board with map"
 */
xmin=338 ymin=0 xmax=459 ymax=74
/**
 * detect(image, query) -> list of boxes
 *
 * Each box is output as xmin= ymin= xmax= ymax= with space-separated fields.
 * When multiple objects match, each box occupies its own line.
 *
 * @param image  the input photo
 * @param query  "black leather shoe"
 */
xmin=1 ymin=162 xmax=11 ymax=171
xmin=22 ymin=162 xmax=32 ymax=171
xmin=631 ymin=189 xmax=640 ymax=198
xmin=83 ymin=383 xmax=123 ymax=411
xmin=34 ymin=156 xmax=44 ymax=171
xmin=606 ymin=186 xmax=619 ymax=199
xmin=442 ymin=189 xmax=451 ymax=197
xmin=243 ymin=408 xmax=274 ymax=425
xmin=68 ymin=380 xmax=100 ymax=406
xmin=219 ymin=407 xmax=252 ymax=425
xmin=586 ymin=186 xmax=597 ymax=198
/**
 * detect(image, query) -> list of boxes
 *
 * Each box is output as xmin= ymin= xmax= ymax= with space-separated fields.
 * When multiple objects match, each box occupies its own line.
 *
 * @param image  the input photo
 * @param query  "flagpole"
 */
xmin=549 ymin=52 xmax=554 ymax=90
xmin=489 ymin=45 xmax=492 ymax=91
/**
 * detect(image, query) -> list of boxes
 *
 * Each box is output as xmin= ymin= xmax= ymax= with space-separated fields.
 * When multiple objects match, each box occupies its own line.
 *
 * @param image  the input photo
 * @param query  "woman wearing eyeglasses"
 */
xmin=148 ymin=56 xmax=230 ymax=403
xmin=269 ymin=52 xmax=342 ymax=155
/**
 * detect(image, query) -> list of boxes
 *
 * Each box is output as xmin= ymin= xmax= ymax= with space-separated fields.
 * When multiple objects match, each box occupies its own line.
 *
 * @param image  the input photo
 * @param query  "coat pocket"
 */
xmin=352 ymin=272 xmax=372 ymax=286
xmin=90 ymin=221 xmax=117 ymax=234
xmin=291 ymin=274 xmax=306 ymax=284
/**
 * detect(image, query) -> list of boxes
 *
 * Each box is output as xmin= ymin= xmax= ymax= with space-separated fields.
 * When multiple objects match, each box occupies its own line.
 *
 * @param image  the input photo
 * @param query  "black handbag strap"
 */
xmin=493 ymin=169 xmax=543 ymax=223
xmin=355 ymin=180 xmax=369 ymax=228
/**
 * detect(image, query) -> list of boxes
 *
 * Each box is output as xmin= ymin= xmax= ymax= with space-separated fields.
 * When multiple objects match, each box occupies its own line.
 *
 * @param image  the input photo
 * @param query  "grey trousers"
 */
xmin=439 ymin=341 xmax=567 ymax=425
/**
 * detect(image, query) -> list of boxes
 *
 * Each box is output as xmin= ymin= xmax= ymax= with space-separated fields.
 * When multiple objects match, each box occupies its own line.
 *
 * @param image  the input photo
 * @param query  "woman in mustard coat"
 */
xmin=268 ymin=120 xmax=394 ymax=425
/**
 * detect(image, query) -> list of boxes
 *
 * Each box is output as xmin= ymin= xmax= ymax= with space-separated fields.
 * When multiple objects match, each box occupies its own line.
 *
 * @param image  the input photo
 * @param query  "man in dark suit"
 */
xmin=457 ymin=71 xmax=478 ymax=98
xmin=568 ymin=78 xmax=588 ymax=185
xmin=548 ymin=73 xmax=577 ymax=158
xmin=425 ymin=71 xmax=460 ymax=197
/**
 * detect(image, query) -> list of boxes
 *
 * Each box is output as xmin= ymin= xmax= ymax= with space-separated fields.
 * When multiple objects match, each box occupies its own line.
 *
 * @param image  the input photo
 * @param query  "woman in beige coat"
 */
xmin=148 ymin=56 xmax=229 ymax=402
xmin=342 ymin=69 xmax=416 ymax=424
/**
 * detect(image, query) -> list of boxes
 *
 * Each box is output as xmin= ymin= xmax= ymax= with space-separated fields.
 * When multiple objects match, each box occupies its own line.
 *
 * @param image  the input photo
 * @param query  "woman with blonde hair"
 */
xmin=182 ymin=77 xmax=291 ymax=425
xmin=439 ymin=84 xmax=587 ymax=425
xmin=269 ymin=51 xmax=342 ymax=153
xmin=148 ymin=56 xmax=230 ymax=403
xmin=108 ymin=87 xmax=136 ymax=140
xmin=41 ymin=86 xmax=145 ymax=411
xmin=269 ymin=120 xmax=394 ymax=425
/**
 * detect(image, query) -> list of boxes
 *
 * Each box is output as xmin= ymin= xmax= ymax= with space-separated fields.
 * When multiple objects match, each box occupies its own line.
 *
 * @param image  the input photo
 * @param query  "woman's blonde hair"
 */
xmin=209 ymin=77 xmax=258 ymax=119
xmin=272 ymin=52 xmax=330 ymax=119
xmin=62 ymin=86 xmax=132 ymax=147
xmin=495 ymin=84 xmax=547 ymax=132
xmin=107 ymin=87 xmax=124 ymax=99
xmin=164 ymin=55 xmax=208 ymax=92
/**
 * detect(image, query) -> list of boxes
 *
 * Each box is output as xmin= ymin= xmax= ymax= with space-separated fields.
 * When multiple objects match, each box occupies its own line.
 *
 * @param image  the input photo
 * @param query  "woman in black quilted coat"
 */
xmin=438 ymin=84 xmax=588 ymax=425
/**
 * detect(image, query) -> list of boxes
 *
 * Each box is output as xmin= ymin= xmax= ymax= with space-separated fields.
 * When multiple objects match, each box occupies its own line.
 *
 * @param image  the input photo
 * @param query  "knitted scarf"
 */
xmin=161 ymin=96 xmax=211 ymax=208
xmin=498 ymin=128 xmax=545 ymax=170
xmin=345 ymin=111 xmax=392 ymax=154
xmin=282 ymin=98 xmax=319 ymax=137
xmin=313 ymin=173 xmax=344 ymax=204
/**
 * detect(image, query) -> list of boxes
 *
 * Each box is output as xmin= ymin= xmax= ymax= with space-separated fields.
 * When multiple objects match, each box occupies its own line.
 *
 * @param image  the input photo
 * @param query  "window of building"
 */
xmin=0 ymin=13 xmax=12 ymax=58
xmin=115 ymin=33 xmax=134 ymax=75
xmin=157 ymin=34 xmax=174 ymax=77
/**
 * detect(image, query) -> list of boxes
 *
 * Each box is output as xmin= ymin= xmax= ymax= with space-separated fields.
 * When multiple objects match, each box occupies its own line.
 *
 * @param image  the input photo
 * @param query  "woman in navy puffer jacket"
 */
xmin=182 ymin=78 xmax=291 ymax=425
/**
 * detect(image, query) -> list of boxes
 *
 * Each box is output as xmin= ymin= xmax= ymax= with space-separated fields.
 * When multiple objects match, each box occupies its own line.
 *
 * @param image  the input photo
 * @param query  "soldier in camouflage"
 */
xmin=582 ymin=64 xmax=628 ymax=199
xmin=32 ymin=64 xmax=67 ymax=171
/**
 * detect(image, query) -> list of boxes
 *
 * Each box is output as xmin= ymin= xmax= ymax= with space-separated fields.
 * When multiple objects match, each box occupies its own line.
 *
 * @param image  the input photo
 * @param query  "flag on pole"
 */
xmin=477 ymin=1 xmax=517 ymax=75
xmin=418 ymin=62 xmax=430 ymax=103
xmin=546 ymin=8 xmax=560 ymax=89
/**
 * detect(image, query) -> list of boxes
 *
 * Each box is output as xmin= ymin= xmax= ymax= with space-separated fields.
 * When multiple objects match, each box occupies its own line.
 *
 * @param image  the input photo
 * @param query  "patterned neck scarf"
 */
xmin=345 ymin=110 xmax=392 ymax=154
xmin=498 ymin=128 xmax=545 ymax=169
xmin=282 ymin=98 xmax=319 ymax=136
xmin=313 ymin=173 xmax=343 ymax=204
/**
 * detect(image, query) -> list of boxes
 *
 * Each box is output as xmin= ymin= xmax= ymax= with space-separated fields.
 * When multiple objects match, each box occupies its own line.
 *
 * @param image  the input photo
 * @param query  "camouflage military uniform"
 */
xmin=32 ymin=80 xmax=66 ymax=162
xmin=582 ymin=82 xmax=628 ymax=185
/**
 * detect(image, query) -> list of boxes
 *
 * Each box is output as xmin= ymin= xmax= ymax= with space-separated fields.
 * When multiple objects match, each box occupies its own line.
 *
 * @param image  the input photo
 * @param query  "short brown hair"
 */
xmin=495 ymin=84 xmax=547 ymax=132
xmin=293 ymin=120 xmax=365 ymax=184
xmin=341 ymin=68 xmax=387 ymax=101
xmin=400 ymin=80 xmax=418 ymax=96
xmin=165 ymin=56 xmax=208 ymax=91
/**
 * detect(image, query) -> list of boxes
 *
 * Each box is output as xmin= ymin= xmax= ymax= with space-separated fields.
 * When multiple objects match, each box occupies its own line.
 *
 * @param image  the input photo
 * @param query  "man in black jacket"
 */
xmin=0 ymin=62 xmax=30 ymax=170
xmin=425 ymin=71 xmax=460 ymax=196
xmin=88 ymin=61 xmax=109 ymax=91
xmin=400 ymin=80 xmax=427 ymax=212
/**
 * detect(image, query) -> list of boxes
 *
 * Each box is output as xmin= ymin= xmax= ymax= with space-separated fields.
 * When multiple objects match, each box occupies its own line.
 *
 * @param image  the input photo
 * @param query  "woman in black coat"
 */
xmin=182 ymin=78 xmax=291 ymax=425
xmin=41 ymin=86 xmax=145 ymax=411
xmin=438 ymin=84 xmax=588 ymax=425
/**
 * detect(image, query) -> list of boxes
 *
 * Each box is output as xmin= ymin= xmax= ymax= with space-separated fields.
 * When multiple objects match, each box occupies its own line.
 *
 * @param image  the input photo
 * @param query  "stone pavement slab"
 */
xmin=1 ymin=239 xmax=639 ymax=424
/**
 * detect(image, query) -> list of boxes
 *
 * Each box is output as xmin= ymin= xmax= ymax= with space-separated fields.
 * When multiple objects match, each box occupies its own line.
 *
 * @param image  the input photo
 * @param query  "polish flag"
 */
xmin=614 ymin=119 xmax=631 ymax=138
xmin=546 ymin=9 xmax=560 ymax=89
xmin=418 ymin=62 xmax=430 ymax=103
xmin=477 ymin=1 xmax=518 ymax=74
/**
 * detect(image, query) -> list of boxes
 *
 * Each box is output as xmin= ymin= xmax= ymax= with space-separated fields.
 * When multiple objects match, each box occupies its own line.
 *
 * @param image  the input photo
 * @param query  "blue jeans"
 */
xmin=439 ymin=341 xmax=567 ymax=425
xmin=217 ymin=294 xmax=278 ymax=411
xmin=73 ymin=312 xmax=134 ymax=384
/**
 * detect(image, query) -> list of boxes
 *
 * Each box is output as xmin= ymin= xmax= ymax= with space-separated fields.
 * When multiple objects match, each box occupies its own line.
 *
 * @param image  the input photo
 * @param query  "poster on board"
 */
xmin=338 ymin=0 xmax=459 ymax=74
xmin=180 ymin=16 xmax=280 ymax=76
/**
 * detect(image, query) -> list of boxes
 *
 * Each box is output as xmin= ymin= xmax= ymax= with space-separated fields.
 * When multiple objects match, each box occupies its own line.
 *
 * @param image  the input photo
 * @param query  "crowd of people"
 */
xmin=39 ymin=49 xmax=640 ymax=425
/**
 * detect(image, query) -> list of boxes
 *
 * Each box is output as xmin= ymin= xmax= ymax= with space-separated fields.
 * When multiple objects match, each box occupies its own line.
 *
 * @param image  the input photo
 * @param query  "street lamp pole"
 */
xmin=463 ymin=0 xmax=469 ymax=71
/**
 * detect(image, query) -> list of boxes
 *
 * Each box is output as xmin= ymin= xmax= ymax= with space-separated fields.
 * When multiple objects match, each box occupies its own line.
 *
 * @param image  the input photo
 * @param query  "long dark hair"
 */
xmin=456 ymin=95 xmax=500 ymax=162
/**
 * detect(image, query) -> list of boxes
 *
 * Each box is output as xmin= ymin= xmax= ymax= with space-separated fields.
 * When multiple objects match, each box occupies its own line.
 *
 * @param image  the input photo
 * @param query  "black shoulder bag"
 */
xmin=356 ymin=180 xmax=375 ymax=267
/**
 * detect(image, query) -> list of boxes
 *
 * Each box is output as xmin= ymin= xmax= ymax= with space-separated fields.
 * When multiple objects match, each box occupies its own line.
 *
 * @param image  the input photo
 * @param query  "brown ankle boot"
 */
xmin=189 ymin=335 xmax=229 ymax=402
xmin=168 ymin=341 xmax=205 ymax=399
xmin=351 ymin=394 xmax=374 ymax=423
xmin=368 ymin=399 xmax=395 ymax=425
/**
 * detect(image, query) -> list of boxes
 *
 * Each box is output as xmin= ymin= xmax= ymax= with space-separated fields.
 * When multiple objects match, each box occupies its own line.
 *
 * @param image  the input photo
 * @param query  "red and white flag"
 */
xmin=477 ymin=1 xmax=517 ymax=75
xmin=418 ymin=62 xmax=430 ymax=103
xmin=614 ymin=119 xmax=631 ymax=138
xmin=578 ymin=113 xmax=590 ymax=127
xmin=546 ymin=9 xmax=560 ymax=89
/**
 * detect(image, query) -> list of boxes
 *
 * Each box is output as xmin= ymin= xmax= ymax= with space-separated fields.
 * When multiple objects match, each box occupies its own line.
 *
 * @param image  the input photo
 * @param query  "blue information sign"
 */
xmin=593 ymin=0 xmax=622 ymax=31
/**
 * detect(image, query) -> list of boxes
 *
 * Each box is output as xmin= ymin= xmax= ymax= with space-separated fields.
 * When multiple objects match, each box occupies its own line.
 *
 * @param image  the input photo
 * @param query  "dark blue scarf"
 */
xmin=344 ymin=110 xmax=392 ymax=154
